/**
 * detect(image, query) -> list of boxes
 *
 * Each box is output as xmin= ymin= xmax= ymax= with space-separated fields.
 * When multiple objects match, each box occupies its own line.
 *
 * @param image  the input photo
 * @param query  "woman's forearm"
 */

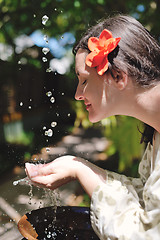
xmin=76 ymin=158 xmax=107 ymax=197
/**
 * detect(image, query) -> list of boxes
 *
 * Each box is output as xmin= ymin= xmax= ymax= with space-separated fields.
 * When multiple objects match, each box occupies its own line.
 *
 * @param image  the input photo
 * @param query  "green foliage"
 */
xmin=101 ymin=116 xmax=144 ymax=173
xmin=79 ymin=194 xmax=91 ymax=207
xmin=74 ymin=101 xmax=93 ymax=129
xmin=3 ymin=121 xmax=34 ymax=145
xmin=0 ymin=0 xmax=159 ymax=50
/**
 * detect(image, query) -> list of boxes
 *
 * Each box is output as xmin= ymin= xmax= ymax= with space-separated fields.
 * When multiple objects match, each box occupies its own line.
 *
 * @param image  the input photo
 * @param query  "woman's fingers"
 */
xmin=28 ymin=172 xmax=71 ymax=190
xmin=25 ymin=162 xmax=54 ymax=178
xmin=25 ymin=156 xmax=80 ymax=190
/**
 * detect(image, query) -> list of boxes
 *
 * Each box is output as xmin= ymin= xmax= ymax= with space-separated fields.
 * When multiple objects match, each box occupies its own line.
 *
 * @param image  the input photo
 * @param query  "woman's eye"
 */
xmin=82 ymin=80 xmax=87 ymax=85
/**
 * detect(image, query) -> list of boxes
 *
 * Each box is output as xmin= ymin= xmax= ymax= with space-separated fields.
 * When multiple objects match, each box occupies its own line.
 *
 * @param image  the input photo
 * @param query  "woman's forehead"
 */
xmin=75 ymin=49 xmax=89 ymax=75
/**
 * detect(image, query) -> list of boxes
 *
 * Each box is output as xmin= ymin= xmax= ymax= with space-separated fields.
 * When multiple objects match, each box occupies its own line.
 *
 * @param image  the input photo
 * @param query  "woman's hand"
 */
xmin=25 ymin=155 xmax=80 ymax=189
xmin=25 ymin=155 xmax=106 ymax=197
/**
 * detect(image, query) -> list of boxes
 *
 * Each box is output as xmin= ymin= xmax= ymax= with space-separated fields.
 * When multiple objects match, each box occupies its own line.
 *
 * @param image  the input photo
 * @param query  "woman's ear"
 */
xmin=110 ymin=69 xmax=128 ymax=90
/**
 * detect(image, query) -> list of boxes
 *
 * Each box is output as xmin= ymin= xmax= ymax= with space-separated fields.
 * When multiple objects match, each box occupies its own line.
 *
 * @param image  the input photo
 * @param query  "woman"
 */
xmin=26 ymin=15 xmax=160 ymax=239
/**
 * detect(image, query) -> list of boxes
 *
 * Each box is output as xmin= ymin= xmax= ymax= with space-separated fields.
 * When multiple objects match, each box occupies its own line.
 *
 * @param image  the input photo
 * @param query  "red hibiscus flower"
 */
xmin=85 ymin=29 xmax=121 ymax=75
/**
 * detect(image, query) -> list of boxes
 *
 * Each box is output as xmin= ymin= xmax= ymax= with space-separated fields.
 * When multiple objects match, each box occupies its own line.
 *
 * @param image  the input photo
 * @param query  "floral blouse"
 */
xmin=90 ymin=131 xmax=160 ymax=240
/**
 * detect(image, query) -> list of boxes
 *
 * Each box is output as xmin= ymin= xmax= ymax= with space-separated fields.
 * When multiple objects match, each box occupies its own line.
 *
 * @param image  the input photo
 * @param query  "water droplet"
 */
xmin=42 ymin=47 xmax=50 ymax=55
xmin=47 ymin=129 xmax=53 ymax=137
xmin=46 ymin=91 xmax=52 ymax=97
xmin=61 ymin=35 xmax=64 ymax=39
xmin=62 ymin=92 xmax=64 ymax=95
xmin=45 ymin=129 xmax=53 ymax=137
xmin=51 ymin=122 xmax=57 ymax=127
xmin=46 ymin=67 xmax=52 ymax=72
xmin=50 ymin=97 xmax=55 ymax=103
xmin=28 ymin=106 xmax=31 ymax=109
xmin=46 ymin=148 xmax=50 ymax=152
xmin=42 ymin=57 xmax=47 ymax=62
xmin=68 ymin=113 xmax=71 ymax=117
xmin=42 ymin=15 xmax=49 ymax=25
xmin=45 ymin=130 xmax=48 ymax=136
xmin=30 ymin=98 xmax=32 ymax=101
xmin=44 ymin=35 xmax=49 ymax=44
xmin=20 ymin=102 xmax=23 ymax=106
xmin=43 ymin=126 xmax=47 ymax=130
xmin=33 ymin=14 xmax=36 ymax=18
xmin=18 ymin=60 xmax=21 ymax=64
xmin=54 ymin=8 xmax=57 ymax=11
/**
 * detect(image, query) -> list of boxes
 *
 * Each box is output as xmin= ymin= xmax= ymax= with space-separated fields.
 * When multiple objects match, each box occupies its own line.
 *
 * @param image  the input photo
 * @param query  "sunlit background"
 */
xmin=0 ymin=0 xmax=159 ymax=239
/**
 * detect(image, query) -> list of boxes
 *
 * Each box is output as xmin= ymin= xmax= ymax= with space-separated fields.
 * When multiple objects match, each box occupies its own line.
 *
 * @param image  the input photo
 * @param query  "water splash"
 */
xmin=42 ymin=15 xmax=49 ymax=25
xmin=28 ymin=183 xmax=33 ymax=205
xmin=13 ymin=177 xmax=30 ymax=186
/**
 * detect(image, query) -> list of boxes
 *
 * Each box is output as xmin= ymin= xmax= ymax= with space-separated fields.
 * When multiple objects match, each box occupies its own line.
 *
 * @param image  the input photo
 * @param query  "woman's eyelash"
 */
xmin=82 ymin=80 xmax=87 ymax=85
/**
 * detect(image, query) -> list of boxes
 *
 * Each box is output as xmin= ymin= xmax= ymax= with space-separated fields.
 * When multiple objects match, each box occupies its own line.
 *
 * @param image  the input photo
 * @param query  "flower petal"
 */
xmin=104 ymin=37 xmax=121 ymax=54
xmin=86 ymin=51 xmax=104 ymax=67
xmin=99 ymin=29 xmax=113 ymax=46
xmin=97 ymin=56 xmax=109 ymax=75
xmin=86 ymin=28 xmax=121 ymax=76
xmin=88 ymin=37 xmax=99 ymax=51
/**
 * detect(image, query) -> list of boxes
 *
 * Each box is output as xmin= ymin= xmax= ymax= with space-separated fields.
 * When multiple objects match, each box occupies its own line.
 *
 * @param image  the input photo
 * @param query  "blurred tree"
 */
xmin=0 ymin=0 xmax=159 ymax=50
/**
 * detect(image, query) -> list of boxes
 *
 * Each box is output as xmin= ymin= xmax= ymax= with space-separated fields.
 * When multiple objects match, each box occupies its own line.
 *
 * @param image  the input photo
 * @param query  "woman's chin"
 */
xmin=88 ymin=114 xmax=101 ymax=123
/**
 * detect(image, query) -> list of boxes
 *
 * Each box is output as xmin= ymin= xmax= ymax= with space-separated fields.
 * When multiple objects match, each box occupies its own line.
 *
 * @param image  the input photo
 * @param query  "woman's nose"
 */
xmin=75 ymin=86 xmax=84 ymax=101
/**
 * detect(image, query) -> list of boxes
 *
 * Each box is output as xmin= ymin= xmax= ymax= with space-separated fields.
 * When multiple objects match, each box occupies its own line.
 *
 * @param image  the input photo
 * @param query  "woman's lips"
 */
xmin=85 ymin=103 xmax=91 ymax=110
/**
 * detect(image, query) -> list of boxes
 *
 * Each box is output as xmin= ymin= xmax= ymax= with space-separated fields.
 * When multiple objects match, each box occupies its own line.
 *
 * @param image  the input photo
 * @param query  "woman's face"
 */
xmin=75 ymin=49 xmax=120 ymax=123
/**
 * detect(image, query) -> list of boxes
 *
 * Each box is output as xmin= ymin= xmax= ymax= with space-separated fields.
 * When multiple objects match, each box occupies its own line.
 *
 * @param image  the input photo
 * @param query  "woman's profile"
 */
xmin=26 ymin=14 xmax=160 ymax=239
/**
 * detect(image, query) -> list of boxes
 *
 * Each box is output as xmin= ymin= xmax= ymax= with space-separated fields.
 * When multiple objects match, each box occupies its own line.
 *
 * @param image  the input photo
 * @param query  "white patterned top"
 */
xmin=90 ymin=131 xmax=160 ymax=240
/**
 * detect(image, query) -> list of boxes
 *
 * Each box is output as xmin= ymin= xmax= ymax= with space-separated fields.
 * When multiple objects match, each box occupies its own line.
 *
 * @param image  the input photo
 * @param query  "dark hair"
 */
xmin=73 ymin=14 xmax=160 ymax=143
xmin=73 ymin=14 xmax=160 ymax=87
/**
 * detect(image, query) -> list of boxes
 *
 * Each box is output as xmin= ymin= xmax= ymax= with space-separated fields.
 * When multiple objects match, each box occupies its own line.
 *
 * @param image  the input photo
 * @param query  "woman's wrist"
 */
xmin=75 ymin=157 xmax=106 ymax=197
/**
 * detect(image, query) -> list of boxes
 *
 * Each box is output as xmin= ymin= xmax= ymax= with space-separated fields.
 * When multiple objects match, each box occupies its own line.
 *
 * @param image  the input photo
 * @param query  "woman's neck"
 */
xmin=129 ymin=84 xmax=160 ymax=133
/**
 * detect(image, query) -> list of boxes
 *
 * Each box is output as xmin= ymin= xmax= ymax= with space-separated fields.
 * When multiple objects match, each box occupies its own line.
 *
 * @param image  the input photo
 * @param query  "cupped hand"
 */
xmin=25 ymin=155 xmax=82 ymax=190
xmin=25 ymin=155 xmax=107 ymax=197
